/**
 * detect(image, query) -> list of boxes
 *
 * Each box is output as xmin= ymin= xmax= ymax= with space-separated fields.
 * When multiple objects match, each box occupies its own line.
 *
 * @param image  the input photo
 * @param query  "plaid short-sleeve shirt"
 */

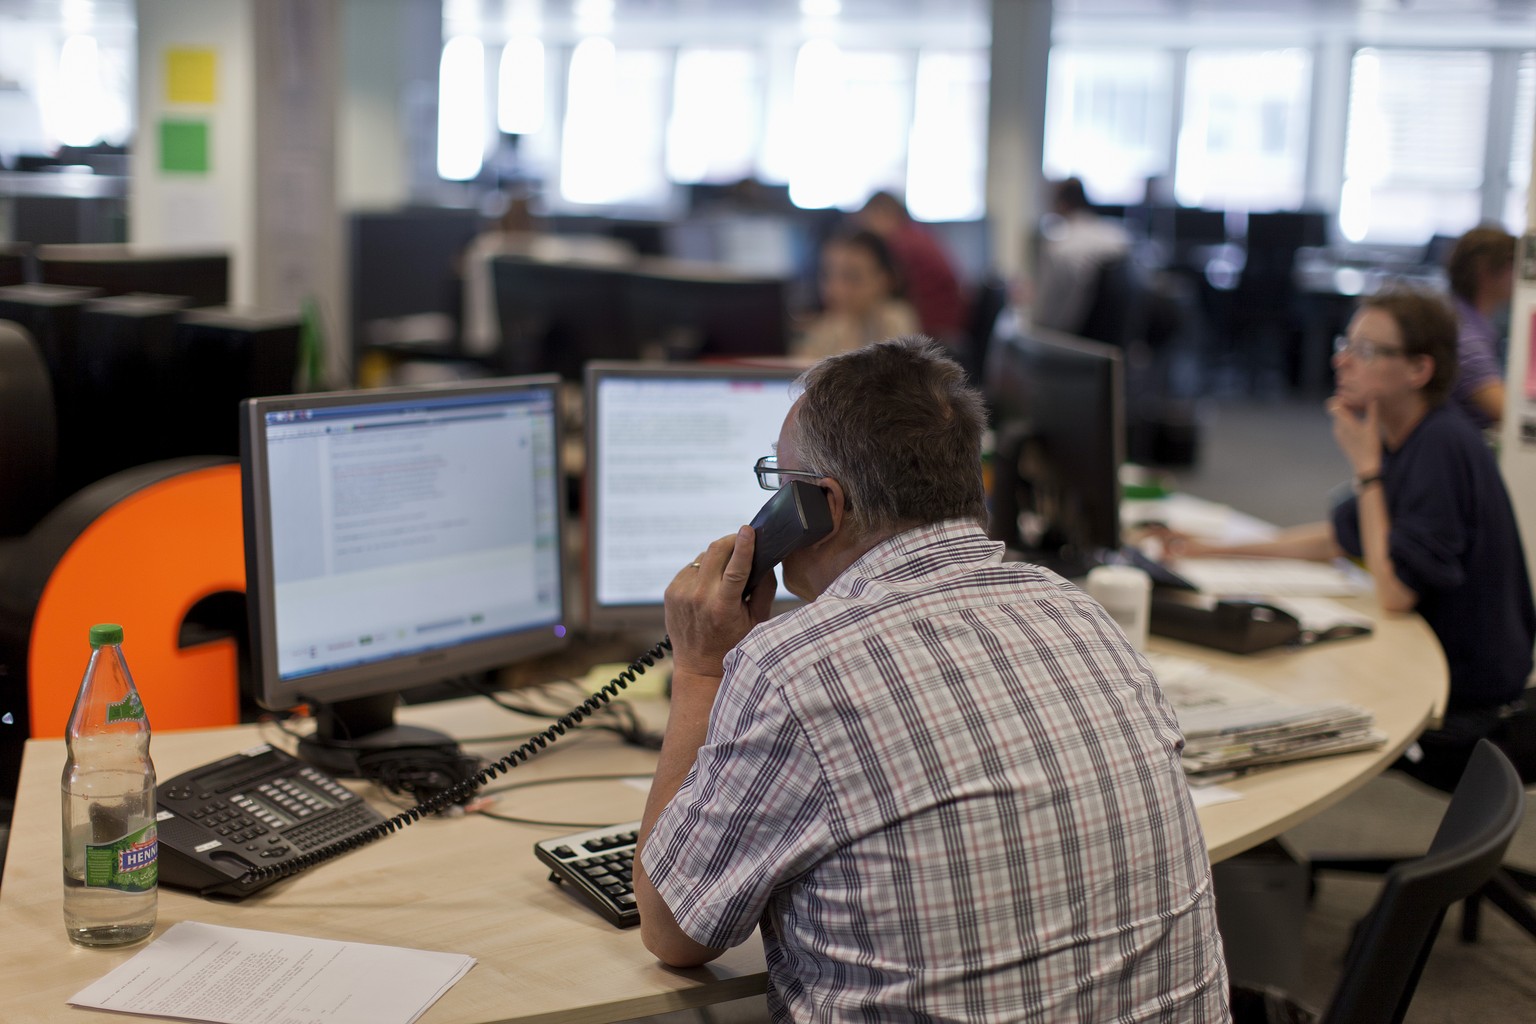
xmin=643 ymin=520 xmax=1229 ymax=1023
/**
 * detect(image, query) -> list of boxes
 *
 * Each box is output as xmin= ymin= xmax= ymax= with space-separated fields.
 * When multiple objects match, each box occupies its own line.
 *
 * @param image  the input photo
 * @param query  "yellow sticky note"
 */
xmin=165 ymin=48 xmax=217 ymax=105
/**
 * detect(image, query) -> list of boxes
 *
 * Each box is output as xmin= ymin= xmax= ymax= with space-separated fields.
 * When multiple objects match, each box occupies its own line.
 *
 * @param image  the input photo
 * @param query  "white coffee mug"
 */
xmin=1085 ymin=564 xmax=1152 ymax=651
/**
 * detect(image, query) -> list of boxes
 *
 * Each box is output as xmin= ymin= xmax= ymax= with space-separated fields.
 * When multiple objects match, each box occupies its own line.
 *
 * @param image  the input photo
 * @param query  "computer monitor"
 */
xmin=585 ymin=361 xmax=801 ymax=633
xmin=241 ymin=376 xmax=567 ymax=774
xmin=985 ymin=328 xmax=1124 ymax=577
xmin=624 ymin=267 xmax=790 ymax=359
xmin=490 ymin=256 xmax=635 ymax=378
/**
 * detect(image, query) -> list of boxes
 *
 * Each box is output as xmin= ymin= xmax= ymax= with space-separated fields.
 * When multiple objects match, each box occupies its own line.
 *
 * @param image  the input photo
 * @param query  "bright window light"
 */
xmin=1341 ymin=47 xmax=1490 ymax=244
xmin=907 ymin=51 xmax=988 ymax=222
xmin=1043 ymin=48 xmax=1175 ymax=205
xmin=787 ymin=38 xmax=847 ymax=209
xmin=437 ymin=35 xmax=486 ymax=180
xmin=666 ymin=49 xmax=761 ymax=184
xmin=498 ymin=36 xmax=545 ymax=135
xmin=53 ymin=35 xmax=103 ymax=147
xmin=1174 ymin=48 xmax=1312 ymax=211
xmin=560 ymin=38 xmax=671 ymax=206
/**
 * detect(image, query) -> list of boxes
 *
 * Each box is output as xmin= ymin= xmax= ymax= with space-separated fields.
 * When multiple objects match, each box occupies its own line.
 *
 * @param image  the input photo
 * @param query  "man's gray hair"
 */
xmin=794 ymin=336 xmax=988 ymax=539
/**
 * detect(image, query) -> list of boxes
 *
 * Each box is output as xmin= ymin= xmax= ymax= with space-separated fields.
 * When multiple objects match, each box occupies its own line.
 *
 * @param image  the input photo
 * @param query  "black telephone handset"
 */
xmin=744 ymin=480 xmax=835 ymax=597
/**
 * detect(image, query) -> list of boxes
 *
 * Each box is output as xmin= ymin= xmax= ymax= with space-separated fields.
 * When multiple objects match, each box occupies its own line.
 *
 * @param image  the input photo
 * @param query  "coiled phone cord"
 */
xmin=241 ymin=636 xmax=673 ymax=888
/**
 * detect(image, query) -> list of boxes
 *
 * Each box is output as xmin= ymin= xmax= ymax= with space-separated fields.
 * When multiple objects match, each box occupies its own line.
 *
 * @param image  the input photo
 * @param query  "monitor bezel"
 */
xmin=241 ymin=375 xmax=569 ymax=715
xmin=583 ymin=359 xmax=804 ymax=634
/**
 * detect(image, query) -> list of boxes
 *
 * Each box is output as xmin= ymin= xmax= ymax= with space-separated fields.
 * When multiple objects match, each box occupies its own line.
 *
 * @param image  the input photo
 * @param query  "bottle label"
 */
xmin=106 ymin=692 xmax=145 ymax=723
xmin=84 ymin=822 xmax=158 ymax=893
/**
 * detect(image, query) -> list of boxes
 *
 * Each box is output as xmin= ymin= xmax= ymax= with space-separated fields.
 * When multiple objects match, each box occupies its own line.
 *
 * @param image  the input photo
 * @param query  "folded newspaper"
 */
xmin=1148 ymin=653 xmax=1385 ymax=776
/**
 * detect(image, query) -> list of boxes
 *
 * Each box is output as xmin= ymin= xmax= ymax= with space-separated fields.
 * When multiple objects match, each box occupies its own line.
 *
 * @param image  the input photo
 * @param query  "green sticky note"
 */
xmin=160 ymin=119 xmax=209 ymax=173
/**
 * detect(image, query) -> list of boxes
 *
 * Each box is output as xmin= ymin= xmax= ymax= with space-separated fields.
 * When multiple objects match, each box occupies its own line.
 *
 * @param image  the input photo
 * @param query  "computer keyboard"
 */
xmin=534 ymin=821 xmax=642 ymax=928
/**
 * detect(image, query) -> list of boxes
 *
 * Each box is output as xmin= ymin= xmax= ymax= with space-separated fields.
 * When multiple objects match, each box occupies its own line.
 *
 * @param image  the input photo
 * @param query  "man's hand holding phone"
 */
xmin=665 ymin=526 xmax=778 ymax=680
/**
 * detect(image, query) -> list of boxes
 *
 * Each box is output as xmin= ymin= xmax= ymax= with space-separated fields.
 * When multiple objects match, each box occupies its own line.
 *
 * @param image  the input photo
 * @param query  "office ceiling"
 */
xmin=2 ymin=0 xmax=1534 ymax=28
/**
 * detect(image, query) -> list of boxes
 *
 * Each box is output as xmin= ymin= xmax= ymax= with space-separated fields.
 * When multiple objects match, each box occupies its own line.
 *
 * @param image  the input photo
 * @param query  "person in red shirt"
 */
xmin=855 ymin=191 xmax=967 ymax=345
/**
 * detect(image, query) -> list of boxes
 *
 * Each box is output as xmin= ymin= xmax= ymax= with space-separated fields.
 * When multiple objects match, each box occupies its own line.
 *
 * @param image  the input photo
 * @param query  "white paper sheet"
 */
xmin=69 ymin=921 xmax=475 ymax=1024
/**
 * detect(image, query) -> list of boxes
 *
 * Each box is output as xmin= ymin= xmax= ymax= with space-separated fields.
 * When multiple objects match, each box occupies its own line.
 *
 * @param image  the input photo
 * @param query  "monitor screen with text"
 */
xmin=586 ymin=363 xmax=800 ymax=631
xmin=243 ymin=378 xmax=566 ymax=711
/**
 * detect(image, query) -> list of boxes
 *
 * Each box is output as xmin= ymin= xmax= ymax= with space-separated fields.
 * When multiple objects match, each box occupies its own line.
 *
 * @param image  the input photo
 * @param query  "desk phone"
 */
xmin=156 ymin=744 xmax=387 ymax=898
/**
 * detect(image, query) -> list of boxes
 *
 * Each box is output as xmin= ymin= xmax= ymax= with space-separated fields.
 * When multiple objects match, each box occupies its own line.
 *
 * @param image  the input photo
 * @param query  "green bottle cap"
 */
xmin=89 ymin=624 xmax=124 ymax=648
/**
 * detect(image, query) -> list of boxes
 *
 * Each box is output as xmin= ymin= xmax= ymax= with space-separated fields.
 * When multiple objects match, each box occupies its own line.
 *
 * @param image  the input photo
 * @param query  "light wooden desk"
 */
xmin=0 ymin=610 xmax=1444 ymax=1024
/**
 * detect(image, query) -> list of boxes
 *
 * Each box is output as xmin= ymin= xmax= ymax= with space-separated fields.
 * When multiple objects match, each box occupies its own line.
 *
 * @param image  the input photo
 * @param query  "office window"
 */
xmin=1340 ymin=48 xmax=1490 ymax=244
xmin=1506 ymin=51 xmax=1534 ymax=233
xmin=666 ymin=49 xmax=762 ymax=185
xmin=1043 ymin=49 xmax=1174 ymax=206
xmin=498 ymin=36 xmax=545 ymax=136
xmin=786 ymin=42 xmax=913 ymax=210
xmin=560 ymin=39 xmax=671 ymax=207
xmin=438 ymin=36 xmax=486 ymax=181
xmin=907 ymin=50 xmax=988 ymax=222
xmin=1175 ymin=48 xmax=1311 ymax=212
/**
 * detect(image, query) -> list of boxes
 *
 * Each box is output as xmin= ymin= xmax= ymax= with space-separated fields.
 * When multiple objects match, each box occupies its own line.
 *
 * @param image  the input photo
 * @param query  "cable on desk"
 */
xmin=476 ymin=772 xmax=657 ymax=829
xmin=463 ymin=675 xmax=663 ymax=751
xmin=238 ymin=636 xmax=673 ymax=888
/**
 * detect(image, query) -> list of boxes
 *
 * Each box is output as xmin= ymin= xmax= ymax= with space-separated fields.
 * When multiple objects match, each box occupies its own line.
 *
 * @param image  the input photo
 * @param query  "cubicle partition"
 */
xmin=35 ymin=244 xmax=230 ymax=308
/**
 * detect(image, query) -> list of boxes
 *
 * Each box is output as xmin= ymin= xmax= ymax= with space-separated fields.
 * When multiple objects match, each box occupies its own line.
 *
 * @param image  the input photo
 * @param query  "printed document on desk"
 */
xmin=1148 ymin=653 xmax=1384 ymax=776
xmin=69 ymin=920 xmax=475 ymax=1024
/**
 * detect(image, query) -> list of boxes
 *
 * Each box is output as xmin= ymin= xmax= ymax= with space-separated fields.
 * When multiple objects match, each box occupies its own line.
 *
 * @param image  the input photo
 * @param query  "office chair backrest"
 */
xmin=0 ymin=319 xmax=57 ymax=536
xmin=1319 ymin=740 xmax=1524 ymax=1024
xmin=964 ymin=275 xmax=1009 ymax=384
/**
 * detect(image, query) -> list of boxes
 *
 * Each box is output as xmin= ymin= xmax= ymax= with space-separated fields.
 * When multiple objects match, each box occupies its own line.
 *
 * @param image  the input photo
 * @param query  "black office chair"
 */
xmin=1240 ymin=741 xmax=1524 ymax=1024
xmin=0 ymin=320 xmax=57 ymax=541
xmin=1309 ymin=699 xmax=1536 ymax=945
xmin=963 ymin=275 xmax=1008 ymax=388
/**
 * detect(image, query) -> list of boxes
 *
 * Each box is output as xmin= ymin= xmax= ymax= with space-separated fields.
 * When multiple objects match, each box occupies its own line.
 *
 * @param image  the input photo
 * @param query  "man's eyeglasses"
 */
xmin=1333 ymin=335 xmax=1407 ymax=363
xmin=754 ymin=455 xmax=825 ymax=491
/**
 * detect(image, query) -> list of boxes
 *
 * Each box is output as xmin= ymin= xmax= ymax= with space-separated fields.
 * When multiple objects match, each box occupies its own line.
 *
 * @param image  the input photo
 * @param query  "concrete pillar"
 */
xmin=985 ymin=0 xmax=1052 ymax=283
xmin=133 ymin=0 xmax=344 ymax=384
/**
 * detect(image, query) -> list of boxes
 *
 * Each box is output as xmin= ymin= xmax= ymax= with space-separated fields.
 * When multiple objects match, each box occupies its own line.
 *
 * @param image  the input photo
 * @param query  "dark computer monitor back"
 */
xmin=490 ymin=256 xmax=635 ymax=378
xmin=985 ymin=328 xmax=1124 ymax=571
xmin=76 ymin=294 xmax=191 ymax=482
xmin=175 ymin=308 xmax=302 ymax=456
xmin=624 ymin=270 xmax=789 ymax=359
xmin=35 ymin=245 xmax=229 ymax=307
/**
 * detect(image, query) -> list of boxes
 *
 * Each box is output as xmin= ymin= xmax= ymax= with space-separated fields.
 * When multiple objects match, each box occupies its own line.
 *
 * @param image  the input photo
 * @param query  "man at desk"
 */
xmin=635 ymin=338 xmax=1229 ymax=1020
xmin=1169 ymin=288 xmax=1534 ymax=790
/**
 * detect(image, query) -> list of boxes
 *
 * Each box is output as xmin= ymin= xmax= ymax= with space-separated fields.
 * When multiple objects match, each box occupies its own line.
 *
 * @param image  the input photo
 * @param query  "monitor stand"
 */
xmin=298 ymin=693 xmax=462 ymax=777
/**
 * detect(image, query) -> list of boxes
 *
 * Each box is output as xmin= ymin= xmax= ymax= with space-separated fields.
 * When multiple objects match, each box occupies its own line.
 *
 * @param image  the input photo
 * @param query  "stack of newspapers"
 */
xmin=1147 ymin=653 xmax=1385 ymax=778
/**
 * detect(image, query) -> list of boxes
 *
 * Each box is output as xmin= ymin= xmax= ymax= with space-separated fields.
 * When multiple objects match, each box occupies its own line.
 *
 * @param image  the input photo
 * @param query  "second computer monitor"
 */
xmin=585 ymin=361 xmax=801 ymax=633
xmin=985 ymin=328 xmax=1125 ymax=574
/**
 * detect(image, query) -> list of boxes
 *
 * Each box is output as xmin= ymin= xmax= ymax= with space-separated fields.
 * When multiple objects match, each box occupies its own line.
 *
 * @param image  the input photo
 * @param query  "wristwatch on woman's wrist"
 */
xmin=1353 ymin=471 xmax=1384 ymax=493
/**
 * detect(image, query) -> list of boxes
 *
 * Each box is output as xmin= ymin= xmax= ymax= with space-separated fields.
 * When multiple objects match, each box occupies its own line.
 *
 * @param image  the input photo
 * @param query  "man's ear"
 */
xmin=813 ymin=479 xmax=850 ymax=547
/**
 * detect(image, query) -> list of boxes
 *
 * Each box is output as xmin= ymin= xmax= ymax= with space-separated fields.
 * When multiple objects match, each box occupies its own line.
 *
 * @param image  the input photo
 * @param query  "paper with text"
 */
xmin=69 ymin=920 xmax=475 ymax=1024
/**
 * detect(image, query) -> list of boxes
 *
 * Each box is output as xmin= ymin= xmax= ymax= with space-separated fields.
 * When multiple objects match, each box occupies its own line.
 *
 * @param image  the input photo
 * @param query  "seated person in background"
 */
xmin=1031 ymin=176 xmax=1131 ymax=334
xmin=1445 ymin=225 xmax=1516 ymax=430
xmin=636 ymin=338 xmax=1229 ymax=1021
xmin=854 ymin=190 xmax=966 ymax=344
xmin=793 ymin=228 xmax=919 ymax=360
xmin=1166 ymin=288 xmax=1534 ymax=792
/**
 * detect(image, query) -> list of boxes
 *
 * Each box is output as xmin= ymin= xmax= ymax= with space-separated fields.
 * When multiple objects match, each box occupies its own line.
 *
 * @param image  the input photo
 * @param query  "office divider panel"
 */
xmin=36 ymin=245 xmax=229 ymax=307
